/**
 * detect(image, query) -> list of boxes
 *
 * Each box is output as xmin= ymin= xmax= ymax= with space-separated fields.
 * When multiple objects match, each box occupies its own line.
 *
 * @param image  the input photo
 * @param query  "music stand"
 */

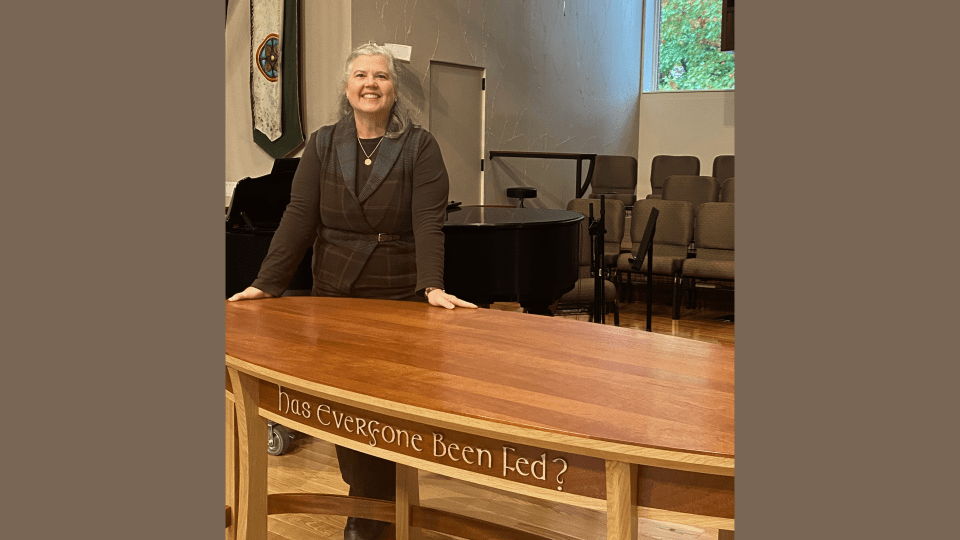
xmin=587 ymin=197 xmax=607 ymax=324
xmin=628 ymin=207 xmax=659 ymax=332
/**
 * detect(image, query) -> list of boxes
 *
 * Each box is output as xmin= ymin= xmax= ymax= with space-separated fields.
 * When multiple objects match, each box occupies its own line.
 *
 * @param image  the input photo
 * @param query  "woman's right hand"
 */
xmin=227 ymin=286 xmax=275 ymax=302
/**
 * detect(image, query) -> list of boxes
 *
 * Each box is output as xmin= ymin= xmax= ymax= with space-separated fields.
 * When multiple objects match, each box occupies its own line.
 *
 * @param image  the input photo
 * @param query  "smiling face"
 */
xmin=344 ymin=54 xmax=397 ymax=121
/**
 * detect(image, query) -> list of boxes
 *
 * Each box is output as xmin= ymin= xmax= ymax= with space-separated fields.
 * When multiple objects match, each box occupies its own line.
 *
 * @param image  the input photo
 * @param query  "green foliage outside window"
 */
xmin=658 ymin=0 xmax=734 ymax=91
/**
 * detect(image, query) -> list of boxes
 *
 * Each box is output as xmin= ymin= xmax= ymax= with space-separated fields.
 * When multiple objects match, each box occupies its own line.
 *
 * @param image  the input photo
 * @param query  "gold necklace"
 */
xmin=357 ymin=136 xmax=383 ymax=166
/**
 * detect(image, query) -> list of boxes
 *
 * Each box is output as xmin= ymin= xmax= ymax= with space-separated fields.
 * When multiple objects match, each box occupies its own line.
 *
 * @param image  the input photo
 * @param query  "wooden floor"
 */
xmin=258 ymin=282 xmax=734 ymax=540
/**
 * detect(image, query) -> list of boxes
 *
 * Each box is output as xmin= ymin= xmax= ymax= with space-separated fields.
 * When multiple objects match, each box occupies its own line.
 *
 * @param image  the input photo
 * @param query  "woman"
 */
xmin=229 ymin=43 xmax=476 ymax=540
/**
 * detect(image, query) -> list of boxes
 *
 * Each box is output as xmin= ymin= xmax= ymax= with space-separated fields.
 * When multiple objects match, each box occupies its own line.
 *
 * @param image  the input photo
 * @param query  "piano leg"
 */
xmin=520 ymin=299 xmax=555 ymax=316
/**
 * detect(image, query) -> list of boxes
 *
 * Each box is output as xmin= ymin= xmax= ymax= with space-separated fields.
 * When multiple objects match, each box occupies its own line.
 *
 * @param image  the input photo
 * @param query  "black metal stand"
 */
xmin=643 ymin=232 xmax=655 ymax=332
xmin=489 ymin=151 xmax=598 ymax=198
xmin=629 ymin=207 xmax=659 ymax=332
xmin=587 ymin=196 xmax=606 ymax=324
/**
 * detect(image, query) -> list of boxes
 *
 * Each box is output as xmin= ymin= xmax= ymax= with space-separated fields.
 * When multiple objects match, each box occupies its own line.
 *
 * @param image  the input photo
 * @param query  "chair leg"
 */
xmin=613 ymin=301 xmax=620 ymax=326
xmin=645 ymin=272 xmax=653 ymax=332
xmin=673 ymin=274 xmax=683 ymax=320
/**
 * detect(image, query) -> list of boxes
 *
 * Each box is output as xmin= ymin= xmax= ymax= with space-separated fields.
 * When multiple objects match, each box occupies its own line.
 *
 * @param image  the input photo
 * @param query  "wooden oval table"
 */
xmin=225 ymin=297 xmax=734 ymax=540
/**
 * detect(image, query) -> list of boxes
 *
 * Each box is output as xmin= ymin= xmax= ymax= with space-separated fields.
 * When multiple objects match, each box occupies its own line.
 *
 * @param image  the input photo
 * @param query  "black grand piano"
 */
xmin=226 ymin=160 xmax=583 ymax=313
xmin=442 ymin=206 xmax=582 ymax=314
xmin=226 ymin=158 xmax=313 ymax=298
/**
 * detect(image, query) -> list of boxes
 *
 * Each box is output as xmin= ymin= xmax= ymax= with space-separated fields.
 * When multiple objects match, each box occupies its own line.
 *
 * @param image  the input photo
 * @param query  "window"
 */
xmin=642 ymin=0 xmax=735 ymax=92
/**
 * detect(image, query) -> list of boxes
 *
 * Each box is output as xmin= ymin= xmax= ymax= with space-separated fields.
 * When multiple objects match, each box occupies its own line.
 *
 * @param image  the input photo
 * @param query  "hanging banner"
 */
xmin=251 ymin=0 xmax=283 ymax=141
xmin=250 ymin=0 xmax=304 ymax=157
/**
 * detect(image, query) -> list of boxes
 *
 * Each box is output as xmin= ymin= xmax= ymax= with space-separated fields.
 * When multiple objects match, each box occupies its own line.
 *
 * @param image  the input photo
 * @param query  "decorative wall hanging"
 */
xmin=250 ymin=0 xmax=304 ymax=158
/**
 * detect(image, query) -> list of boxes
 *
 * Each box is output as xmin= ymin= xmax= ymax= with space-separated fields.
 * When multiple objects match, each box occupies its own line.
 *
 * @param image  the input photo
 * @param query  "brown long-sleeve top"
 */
xmin=251 ymin=116 xmax=449 ymax=300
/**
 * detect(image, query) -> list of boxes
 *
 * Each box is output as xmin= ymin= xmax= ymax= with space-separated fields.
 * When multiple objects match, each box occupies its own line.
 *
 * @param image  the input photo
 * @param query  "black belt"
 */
xmin=322 ymin=228 xmax=413 ymax=243
xmin=369 ymin=233 xmax=403 ymax=242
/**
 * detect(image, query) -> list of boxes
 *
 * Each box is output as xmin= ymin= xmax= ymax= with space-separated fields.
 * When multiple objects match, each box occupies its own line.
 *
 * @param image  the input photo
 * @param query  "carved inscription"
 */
xmin=260 ymin=382 xmax=606 ymax=498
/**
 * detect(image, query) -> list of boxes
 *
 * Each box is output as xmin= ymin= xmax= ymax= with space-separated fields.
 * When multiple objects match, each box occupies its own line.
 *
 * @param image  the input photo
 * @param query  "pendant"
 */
xmin=365 ymin=158 xmax=372 ymax=166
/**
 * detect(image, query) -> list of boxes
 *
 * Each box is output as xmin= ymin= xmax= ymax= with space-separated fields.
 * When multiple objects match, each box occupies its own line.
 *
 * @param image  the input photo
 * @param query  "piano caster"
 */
xmin=267 ymin=421 xmax=295 ymax=456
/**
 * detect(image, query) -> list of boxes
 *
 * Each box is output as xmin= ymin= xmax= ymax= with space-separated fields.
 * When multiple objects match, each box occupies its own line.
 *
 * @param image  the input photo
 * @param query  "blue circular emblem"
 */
xmin=256 ymin=34 xmax=280 ymax=82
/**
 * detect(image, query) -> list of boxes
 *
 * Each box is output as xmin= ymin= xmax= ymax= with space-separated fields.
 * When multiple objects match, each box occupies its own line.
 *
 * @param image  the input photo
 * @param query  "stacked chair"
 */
xmin=587 ymin=155 xmax=639 ymax=209
xmin=646 ymin=155 xmax=700 ymax=200
xmin=675 ymin=202 xmax=734 ymax=319
xmin=659 ymin=174 xmax=723 ymax=318
xmin=613 ymin=154 xmax=735 ymax=320
xmin=556 ymin=198 xmax=626 ymax=325
xmin=713 ymin=155 xmax=735 ymax=204
xmin=556 ymin=154 xmax=734 ymax=321
xmin=661 ymin=175 xmax=721 ymax=212
xmin=712 ymin=155 xmax=735 ymax=185
xmin=616 ymin=199 xmax=695 ymax=320
xmin=720 ymin=178 xmax=735 ymax=202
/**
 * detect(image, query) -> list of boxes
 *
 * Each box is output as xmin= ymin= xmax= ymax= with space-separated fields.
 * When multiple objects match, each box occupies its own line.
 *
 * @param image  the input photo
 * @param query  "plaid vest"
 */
xmin=311 ymin=115 xmax=425 ymax=294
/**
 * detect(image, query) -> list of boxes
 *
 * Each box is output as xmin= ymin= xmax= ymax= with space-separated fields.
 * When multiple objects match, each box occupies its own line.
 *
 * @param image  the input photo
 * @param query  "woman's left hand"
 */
xmin=427 ymin=289 xmax=478 ymax=309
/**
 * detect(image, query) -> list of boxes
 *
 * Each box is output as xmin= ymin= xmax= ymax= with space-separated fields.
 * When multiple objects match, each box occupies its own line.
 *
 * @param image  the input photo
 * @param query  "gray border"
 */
xmin=5 ymin=2 xmax=223 ymax=538
xmin=9 ymin=2 xmax=954 ymax=538
xmin=741 ymin=2 xmax=957 ymax=539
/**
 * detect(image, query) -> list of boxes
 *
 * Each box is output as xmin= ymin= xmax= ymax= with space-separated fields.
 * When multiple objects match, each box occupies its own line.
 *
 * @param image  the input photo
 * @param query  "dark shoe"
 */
xmin=343 ymin=517 xmax=388 ymax=540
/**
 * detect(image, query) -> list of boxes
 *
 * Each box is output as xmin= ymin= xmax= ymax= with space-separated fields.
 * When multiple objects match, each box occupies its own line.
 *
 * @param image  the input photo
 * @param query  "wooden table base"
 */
xmin=225 ymin=298 xmax=734 ymax=540
xmin=227 ymin=368 xmax=732 ymax=540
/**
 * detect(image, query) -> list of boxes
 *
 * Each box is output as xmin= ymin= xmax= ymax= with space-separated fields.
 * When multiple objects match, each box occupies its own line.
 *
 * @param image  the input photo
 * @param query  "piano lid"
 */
xmin=226 ymin=158 xmax=301 ymax=231
xmin=444 ymin=207 xmax=583 ymax=228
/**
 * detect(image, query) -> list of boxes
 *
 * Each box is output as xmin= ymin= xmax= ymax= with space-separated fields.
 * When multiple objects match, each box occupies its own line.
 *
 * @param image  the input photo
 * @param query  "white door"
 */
xmin=429 ymin=62 xmax=484 ymax=206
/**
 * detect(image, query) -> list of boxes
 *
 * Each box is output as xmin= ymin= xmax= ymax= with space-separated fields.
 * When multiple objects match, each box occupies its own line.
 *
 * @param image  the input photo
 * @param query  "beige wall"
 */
xmin=225 ymin=0 xmax=351 ymax=204
xmin=637 ymin=90 xmax=735 ymax=199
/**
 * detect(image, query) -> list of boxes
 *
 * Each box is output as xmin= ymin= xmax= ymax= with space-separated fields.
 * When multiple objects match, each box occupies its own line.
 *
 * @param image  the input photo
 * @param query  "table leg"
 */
xmin=229 ymin=368 xmax=268 ymax=540
xmin=226 ymin=395 xmax=239 ymax=540
xmin=605 ymin=460 xmax=638 ymax=540
xmin=718 ymin=530 xmax=734 ymax=540
xmin=395 ymin=464 xmax=420 ymax=540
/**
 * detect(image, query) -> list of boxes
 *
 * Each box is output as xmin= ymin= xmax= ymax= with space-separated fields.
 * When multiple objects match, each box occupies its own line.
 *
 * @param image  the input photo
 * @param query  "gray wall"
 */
xmin=353 ymin=0 xmax=642 ymax=209
xmin=225 ymin=1 xmax=734 ymax=209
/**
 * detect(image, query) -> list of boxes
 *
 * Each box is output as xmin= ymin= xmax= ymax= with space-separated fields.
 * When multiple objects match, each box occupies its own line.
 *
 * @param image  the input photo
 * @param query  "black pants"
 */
xmin=335 ymin=445 xmax=396 ymax=502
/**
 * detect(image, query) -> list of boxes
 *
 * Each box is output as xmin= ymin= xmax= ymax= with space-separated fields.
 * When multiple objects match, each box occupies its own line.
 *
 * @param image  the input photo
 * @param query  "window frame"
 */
xmin=642 ymin=0 xmax=735 ymax=94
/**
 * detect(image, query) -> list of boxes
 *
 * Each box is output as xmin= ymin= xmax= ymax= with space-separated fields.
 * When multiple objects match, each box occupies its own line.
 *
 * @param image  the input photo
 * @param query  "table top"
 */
xmin=225 ymin=297 xmax=734 ymax=471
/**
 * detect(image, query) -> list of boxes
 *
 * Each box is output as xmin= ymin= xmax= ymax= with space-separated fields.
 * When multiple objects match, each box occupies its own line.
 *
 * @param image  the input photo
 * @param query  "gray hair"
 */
xmin=337 ymin=43 xmax=413 ymax=139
